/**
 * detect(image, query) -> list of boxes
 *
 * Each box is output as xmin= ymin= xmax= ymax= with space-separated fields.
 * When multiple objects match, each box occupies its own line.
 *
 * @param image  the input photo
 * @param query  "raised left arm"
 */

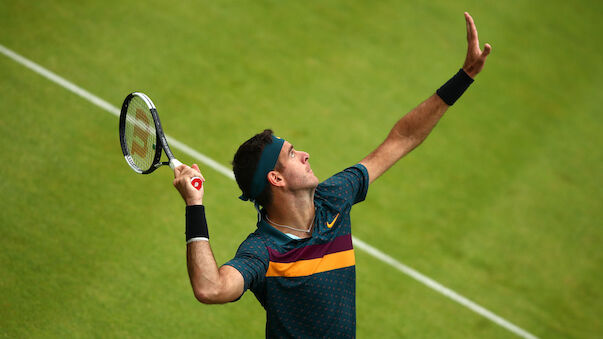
xmin=360 ymin=94 xmax=448 ymax=184
xmin=360 ymin=12 xmax=491 ymax=184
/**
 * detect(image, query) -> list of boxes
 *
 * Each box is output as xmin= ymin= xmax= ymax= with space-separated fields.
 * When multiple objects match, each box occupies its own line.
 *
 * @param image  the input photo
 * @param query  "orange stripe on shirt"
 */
xmin=266 ymin=249 xmax=355 ymax=277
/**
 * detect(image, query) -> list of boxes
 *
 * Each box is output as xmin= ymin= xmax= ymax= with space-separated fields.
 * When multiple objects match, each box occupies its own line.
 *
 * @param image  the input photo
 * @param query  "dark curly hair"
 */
xmin=232 ymin=129 xmax=282 ymax=207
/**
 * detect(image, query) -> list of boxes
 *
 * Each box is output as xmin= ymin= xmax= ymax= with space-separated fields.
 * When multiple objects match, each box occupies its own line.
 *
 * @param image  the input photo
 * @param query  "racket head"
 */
xmin=119 ymin=92 xmax=163 ymax=174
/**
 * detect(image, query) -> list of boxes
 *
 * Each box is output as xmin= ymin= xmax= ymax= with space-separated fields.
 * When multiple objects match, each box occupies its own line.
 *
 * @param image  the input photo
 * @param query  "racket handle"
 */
xmin=191 ymin=177 xmax=203 ymax=190
xmin=169 ymin=159 xmax=183 ymax=169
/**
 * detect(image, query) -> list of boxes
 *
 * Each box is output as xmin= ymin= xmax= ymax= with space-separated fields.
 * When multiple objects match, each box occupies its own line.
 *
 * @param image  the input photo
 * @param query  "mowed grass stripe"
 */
xmin=0 ymin=43 xmax=537 ymax=339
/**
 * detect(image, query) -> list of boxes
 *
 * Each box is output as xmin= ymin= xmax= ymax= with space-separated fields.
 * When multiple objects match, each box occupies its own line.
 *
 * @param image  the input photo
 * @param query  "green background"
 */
xmin=1 ymin=0 xmax=601 ymax=337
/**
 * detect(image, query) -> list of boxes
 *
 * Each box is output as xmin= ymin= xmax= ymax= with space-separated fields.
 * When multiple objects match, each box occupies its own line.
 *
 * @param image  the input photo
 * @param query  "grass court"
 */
xmin=1 ymin=1 xmax=601 ymax=337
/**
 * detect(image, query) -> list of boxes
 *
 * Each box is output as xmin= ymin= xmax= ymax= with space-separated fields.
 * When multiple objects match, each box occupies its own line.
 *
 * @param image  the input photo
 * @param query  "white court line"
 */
xmin=0 ymin=43 xmax=537 ymax=339
xmin=0 ymin=45 xmax=235 ymax=180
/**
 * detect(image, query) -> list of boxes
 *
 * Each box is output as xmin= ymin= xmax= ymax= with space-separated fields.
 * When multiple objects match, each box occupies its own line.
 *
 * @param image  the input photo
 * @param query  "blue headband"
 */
xmin=239 ymin=135 xmax=285 ymax=202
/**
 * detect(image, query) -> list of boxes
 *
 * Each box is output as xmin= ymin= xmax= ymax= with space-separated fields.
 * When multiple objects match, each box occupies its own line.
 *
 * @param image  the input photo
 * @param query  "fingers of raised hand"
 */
xmin=465 ymin=12 xmax=478 ymax=40
xmin=464 ymin=43 xmax=492 ymax=78
xmin=482 ymin=43 xmax=492 ymax=57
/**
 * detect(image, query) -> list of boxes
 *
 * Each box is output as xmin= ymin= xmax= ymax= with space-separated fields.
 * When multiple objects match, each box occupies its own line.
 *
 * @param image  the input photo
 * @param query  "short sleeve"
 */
xmin=315 ymin=164 xmax=370 ymax=210
xmin=223 ymin=234 xmax=269 ymax=293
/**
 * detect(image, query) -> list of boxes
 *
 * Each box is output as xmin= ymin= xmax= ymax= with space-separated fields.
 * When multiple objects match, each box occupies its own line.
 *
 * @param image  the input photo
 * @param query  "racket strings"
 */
xmin=124 ymin=96 xmax=157 ymax=172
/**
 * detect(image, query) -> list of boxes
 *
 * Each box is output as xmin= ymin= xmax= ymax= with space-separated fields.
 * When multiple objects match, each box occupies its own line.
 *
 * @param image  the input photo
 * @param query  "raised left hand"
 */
xmin=462 ymin=12 xmax=492 ymax=78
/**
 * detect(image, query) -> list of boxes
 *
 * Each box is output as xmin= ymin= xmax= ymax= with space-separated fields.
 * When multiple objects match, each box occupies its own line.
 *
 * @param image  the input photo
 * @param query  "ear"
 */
xmin=267 ymin=170 xmax=285 ymax=187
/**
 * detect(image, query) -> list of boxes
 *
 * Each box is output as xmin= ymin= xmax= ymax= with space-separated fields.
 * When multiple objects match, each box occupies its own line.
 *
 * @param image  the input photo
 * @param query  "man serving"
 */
xmin=173 ymin=12 xmax=491 ymax=338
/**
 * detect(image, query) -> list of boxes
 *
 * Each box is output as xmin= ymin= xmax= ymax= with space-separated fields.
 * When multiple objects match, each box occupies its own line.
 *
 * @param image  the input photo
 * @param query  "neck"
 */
xmin=265 ymin=189 xmax=315 ymax=235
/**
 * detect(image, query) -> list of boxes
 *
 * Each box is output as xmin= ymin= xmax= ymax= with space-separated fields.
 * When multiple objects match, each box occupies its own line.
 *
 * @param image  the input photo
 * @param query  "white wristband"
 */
xmin=186 ymin=237 xmax=209 ymax=244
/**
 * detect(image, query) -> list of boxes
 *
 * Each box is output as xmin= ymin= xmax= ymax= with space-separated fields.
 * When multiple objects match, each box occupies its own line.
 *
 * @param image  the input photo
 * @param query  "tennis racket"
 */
xmin=119 ymin=92 xmax=203 ymax=190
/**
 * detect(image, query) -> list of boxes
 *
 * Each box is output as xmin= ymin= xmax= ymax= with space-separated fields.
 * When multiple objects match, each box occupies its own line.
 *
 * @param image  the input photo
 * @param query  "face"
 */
xmin=272 ymin=140 xmax=319 ymax=192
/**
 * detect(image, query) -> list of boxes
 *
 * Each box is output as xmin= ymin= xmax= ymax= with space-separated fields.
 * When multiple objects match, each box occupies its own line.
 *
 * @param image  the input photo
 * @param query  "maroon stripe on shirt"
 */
xmin=268 ymin=234 xmax=353 ymax=263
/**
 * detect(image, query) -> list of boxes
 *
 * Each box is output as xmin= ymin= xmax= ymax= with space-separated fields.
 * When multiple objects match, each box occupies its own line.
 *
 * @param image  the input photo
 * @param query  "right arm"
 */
xmin=186 ymin=241 xmax=244 ymax=304
xmin=174 ymin=164 xmax=244 ymax=304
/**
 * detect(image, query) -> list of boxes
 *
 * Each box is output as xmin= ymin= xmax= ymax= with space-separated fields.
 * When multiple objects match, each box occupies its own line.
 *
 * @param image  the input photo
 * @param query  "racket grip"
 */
xmin=169 ymin=159 xmax=183 ymax=169
xmin=191 ymin=177 xmax=203 ymax=190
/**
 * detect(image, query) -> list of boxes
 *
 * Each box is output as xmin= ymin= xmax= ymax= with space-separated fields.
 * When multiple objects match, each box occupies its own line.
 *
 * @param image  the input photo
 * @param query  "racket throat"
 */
xmin=154 ymin=161 xmax=170 ymax=169
xmin=153 ymin=159 xmax=180 ymax=169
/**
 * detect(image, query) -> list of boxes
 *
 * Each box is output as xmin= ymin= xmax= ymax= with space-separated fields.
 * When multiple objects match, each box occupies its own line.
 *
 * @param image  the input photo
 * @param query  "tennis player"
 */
xmin=173 ymin=12 xmax=491 ymax=337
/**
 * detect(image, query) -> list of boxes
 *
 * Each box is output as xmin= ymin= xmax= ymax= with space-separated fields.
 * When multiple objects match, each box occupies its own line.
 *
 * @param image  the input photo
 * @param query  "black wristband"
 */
xmin=185 ymin=205 xmax=209 ymax=243
xmin=436 ymin=69 xmax=474 ymax=106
